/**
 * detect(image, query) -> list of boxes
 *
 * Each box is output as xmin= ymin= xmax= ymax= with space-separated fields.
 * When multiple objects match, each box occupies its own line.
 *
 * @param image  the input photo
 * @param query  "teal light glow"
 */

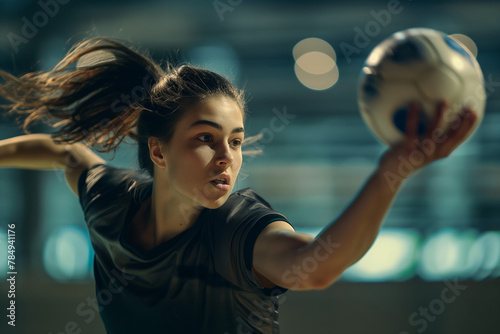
xmin=470 ymin=231 xmax=500 ymax=280
xmin=42 ymin=226 xmax=93 ymax=282
xmin=418 ymin=229 xmax=477 ymax=281
xmin=341 ymin=229 xmax=420 ymax=282
xmin=0 ymin=229 xmax=7 ymax=278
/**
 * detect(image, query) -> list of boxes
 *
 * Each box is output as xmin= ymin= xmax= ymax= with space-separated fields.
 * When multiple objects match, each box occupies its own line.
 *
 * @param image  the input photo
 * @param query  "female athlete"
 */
xmin=0 ymin=38 xmax=477 ymax=333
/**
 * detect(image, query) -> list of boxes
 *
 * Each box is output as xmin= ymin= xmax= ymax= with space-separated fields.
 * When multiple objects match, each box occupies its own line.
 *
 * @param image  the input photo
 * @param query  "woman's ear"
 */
xmin=148 ymin=137 xmax=167 ymax=169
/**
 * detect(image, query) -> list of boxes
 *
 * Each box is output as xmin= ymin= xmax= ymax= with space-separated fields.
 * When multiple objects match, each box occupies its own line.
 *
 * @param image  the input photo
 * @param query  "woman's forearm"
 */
xmin=0 ymin=134 xmax=71 ymax=170
xmin=299 ymin=167 xmax=405 ymax=286
xmin=278 ymin=103 xmax=477 ymax=290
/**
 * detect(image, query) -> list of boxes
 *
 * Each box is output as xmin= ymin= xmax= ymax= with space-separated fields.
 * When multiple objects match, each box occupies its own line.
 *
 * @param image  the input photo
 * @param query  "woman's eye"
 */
xmin=231 ymin=139 xmax=242 ymax=147
xmin=198 ymin=134 xmax=213 ymax=143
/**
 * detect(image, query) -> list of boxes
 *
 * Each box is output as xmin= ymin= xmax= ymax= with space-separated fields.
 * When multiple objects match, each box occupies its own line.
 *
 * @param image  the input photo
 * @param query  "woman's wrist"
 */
xmin=373 ymin=159 xmax=413 ymax=193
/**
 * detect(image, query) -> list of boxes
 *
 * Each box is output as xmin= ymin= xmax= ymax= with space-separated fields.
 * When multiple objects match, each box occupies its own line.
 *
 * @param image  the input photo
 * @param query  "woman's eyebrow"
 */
xmin=189 ymin=120 xmax=244 ymax=133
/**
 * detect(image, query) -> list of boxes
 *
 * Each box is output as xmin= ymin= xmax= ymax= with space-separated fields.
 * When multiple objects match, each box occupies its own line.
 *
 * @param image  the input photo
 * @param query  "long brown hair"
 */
xmin=0 ymin=37 xmax=247 ymax=176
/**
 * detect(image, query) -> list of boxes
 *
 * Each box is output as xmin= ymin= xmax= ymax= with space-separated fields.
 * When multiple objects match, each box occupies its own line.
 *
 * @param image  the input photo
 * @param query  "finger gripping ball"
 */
xmin=357 ymin=28 xmax=486 ymax=146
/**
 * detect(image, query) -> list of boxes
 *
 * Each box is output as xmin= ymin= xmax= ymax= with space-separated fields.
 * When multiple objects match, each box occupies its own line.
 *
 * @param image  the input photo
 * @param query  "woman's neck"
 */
xmin=148 ymin=181 xmax=203 ymax=245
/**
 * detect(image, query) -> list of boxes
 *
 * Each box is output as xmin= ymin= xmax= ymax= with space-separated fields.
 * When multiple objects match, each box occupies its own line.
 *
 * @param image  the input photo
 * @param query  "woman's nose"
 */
xmin=215 ymin=143 xmax=233 ymax=166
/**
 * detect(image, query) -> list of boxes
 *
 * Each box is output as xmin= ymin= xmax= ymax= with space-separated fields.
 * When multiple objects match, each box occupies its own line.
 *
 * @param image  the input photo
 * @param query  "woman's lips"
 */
xmin=210 ymin=180 xmax=230 ymax=192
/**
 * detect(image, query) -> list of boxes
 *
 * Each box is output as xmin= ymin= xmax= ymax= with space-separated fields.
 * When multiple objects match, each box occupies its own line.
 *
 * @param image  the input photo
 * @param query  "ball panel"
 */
xmin=426 ymin=31 xmax=484 ymax=84
xmin=389 ymin=37 xmax=426 ymax=63
xmin=417 ymin=65 xmax=462 ymax=101
xmin=376 ymin=35 xmax=439 ymax=80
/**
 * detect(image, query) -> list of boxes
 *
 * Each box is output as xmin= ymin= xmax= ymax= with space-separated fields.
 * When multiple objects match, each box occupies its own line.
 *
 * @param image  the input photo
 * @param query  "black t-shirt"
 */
xmin=78 ymin=164 xmax=292 ymax=334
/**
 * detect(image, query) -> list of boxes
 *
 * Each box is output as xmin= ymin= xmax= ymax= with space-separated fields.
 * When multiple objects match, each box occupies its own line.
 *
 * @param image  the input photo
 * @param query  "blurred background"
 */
xmin=0 ymin=0 xmax=499 ymax=333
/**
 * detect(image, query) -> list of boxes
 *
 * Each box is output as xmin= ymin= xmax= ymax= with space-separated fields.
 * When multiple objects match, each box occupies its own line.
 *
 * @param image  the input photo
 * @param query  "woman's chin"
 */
xmin=199 ymin=192 xmax=231 ymax=209
xmin=188 ymin=183 xmax=233 ymax=209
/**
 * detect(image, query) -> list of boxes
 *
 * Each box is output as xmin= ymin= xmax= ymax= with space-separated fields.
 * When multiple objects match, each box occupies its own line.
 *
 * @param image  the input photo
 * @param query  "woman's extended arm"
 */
xmin=0 ymin=134 xmax=106 ymax=196
xmin=252 ymin=102 xmax=478 ymax=290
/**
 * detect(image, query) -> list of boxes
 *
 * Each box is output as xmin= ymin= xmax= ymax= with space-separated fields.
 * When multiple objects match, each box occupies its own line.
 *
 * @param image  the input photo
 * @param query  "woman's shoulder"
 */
xmin=212 ymin=187 xmax=284 ymax=225
xmin=227 ymin=187 xmax=274 ymax=208
xmin=79 ymin=164 xmax=152 ymax=206
xmin=80 ymin=164 xmax=151 ymax=188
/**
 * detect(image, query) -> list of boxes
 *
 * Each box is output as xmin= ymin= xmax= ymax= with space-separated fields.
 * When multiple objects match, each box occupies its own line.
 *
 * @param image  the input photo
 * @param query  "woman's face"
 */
xmin=160 ymin=95 xmax=244 ymax=209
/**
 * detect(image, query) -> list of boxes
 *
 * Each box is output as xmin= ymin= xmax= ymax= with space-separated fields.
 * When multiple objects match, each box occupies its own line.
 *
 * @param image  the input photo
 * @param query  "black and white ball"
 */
xmin=358 ymin=28 xmax=486 ymax=146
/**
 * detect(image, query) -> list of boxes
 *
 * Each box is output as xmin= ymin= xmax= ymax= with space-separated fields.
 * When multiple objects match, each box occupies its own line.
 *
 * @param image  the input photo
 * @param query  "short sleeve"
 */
xmin=78 ymin=163 xmax=107 ymax=215
xmin=77 ymin=164 xmax=146 ymax=228
xmin=208 ymin=188 xmax=292 ymax=294
xmin=78 ymin=164 xmax=118 ymax=223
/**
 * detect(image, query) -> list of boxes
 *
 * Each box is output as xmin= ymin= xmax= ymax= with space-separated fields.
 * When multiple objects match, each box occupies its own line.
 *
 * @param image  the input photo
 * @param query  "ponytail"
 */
xmin=0 ymin=38 xmax=164 ymax=151
xmin=0 ymin=38 xmax=246 ymax=176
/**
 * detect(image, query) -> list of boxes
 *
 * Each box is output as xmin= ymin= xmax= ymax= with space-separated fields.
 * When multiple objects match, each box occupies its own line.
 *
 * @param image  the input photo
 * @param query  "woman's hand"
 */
xmin=377 ymin=101 xmax=478 ymax=185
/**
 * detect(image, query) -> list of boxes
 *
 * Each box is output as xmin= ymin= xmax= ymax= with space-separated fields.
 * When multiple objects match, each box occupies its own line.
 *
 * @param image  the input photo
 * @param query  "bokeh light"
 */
xmin=293 ymin=37 xmax=336 ymax=62
xmin=293 ymin=37 xmax=339 ymax=90
xmin=296 ymin=51 xmax=336 ymax=75
xmin=342 ymin=229 xmax=420 ymax=282
xmin=43 ymin=226 xmax=93 ymax=282
xmin=294 ymin=62 xmax=339 ymax=91
xmin=418 ymin=229 xmax=477 ymax=281
xmin=295 ymin=227 xmax=500 ymax=282
xmin=0 ymin=229 xmax=7 ymax=278
xmin=469 ymin=231 xmax=500 ymax=280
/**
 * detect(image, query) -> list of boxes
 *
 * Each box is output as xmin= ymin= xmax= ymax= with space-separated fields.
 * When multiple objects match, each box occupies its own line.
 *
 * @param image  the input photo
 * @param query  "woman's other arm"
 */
xmin=0 ymin=134 xmax=106 ymax=196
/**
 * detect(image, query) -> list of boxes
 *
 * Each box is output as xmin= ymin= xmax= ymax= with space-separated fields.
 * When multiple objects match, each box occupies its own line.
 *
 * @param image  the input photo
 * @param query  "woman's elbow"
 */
xmin=282 ymin=267 xmax=343 ymax=291
xmin=309 ymin=270 xmax=343 ymax=290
